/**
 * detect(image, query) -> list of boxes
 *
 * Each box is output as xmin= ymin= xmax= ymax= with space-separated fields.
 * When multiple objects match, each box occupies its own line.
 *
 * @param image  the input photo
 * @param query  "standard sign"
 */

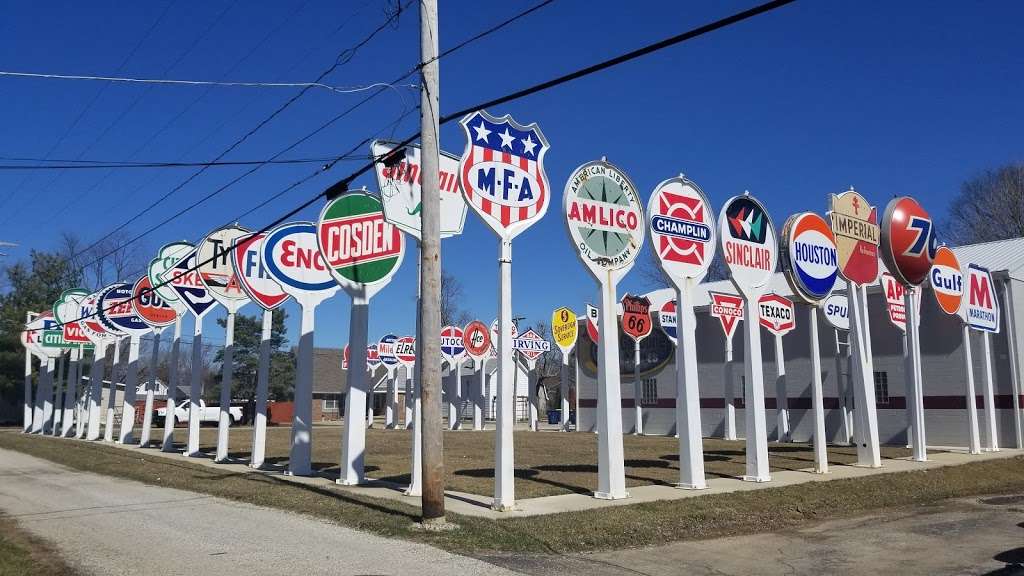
xmin=829 ymin=190 xmax=879 ymax=286
xmin=231 ymin=232 xmax=289 ymax=310
xmin=551 ymin=307 xmax=578 ymax=354
xmin=822 ymin=294 xmax=850 ymax=331
xmin=930 ymin=246 xmax=964 ymax=317
xmin=459 ymin=109 xmax=550 ymax=241
xmin=463 ymin=321 xmax=490 ymax=361
xmin=782 ymin=212 xmax=838 ymax=304
xmin=709 ymin=291 xmax=744 ymax=340
xmin=621 ymin=294 xmax=652 ymax=342
xmin=758 ymin=293 xmax=795 ymax=336
xmin=965 ymin=264 xmax=999 ymax=332
xmin=881 ymin=196 xmax=936 ymax=287
xmin=719 ymin=194 xmax=776 ymax=296
xmin=564 ymin=159 xmax=645 ymax=277
xmin=647 ymin=175 xmax=715 ymax=281
xmin=318 ymin=191 xmax=404 ymax=293
xmin=658 ymin=299 xmax=678 ymax=345
xmin=372 ymin=140 xmax=468 ymax=239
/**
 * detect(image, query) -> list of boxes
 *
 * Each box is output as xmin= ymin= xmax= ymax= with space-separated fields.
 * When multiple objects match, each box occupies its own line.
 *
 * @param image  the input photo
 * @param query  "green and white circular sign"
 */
xmin=317 ymin=191 xmax=405 ymax=298
xmin=564 ymin=159 xmax=645 ymax=281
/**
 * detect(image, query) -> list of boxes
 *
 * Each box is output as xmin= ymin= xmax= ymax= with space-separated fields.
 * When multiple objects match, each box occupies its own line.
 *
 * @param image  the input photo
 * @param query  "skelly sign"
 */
xmin=822 ymin=294 xmax=849 ymax=331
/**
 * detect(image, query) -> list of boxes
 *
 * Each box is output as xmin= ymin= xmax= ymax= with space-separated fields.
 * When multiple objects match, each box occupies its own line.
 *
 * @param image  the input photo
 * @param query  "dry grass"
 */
xmin=184 ymin=424 xmax=914 ymax=498
xmin=0 ymin=516 xmax=78 ymax=576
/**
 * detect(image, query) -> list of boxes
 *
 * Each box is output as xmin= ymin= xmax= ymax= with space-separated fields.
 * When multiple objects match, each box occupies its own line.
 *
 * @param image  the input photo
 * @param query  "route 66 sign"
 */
xmin=372 ymin=140 xmax=467 ymax=239
xmin=647 ymin=175 xmax=715 ymax=283
xmin=880 ymin=196 xmax=936 ymax=287
xmin=565 ymin=159 xmax=645 ymax=280
xmin=459 ymin=110 xmax=550 ymax=241
xmin=621 ymin=294 xmax=652 ymax=343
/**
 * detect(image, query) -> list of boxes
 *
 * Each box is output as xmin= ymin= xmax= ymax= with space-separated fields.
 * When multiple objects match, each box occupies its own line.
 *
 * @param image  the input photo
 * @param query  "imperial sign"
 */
xmin=828 ymin=189 xmax=880 ymax=286
xmin=758 ymin=293 xmax=795 ymax=336
xmin=551 ymin=307 xmax=578 ymax=354
xmin=782 ymin=212 xmax=838 ymax=304
xmin=881 ymin=196 xmax=936 ymax=287
xmin=719 ymin=194 xmax=777 ymax=296
xmin=621 ymin=294 xmax=653 ymax=343
xmin=565 ymin=159 xmax=645 ymax=278
xmin=965 ymin=264 xmax=999 ymax=333
xmin=372 ymin=140 xmax=467 ymax=239
xmin=709 ymin=291 xmax=744 ymax=340
xmin=929 ymin=246 xmax=964 ymax=317
xmin=459 ymin=110 xmax=550 ymax=241
xmin=647 ymin=175 xmax=715 ymax=282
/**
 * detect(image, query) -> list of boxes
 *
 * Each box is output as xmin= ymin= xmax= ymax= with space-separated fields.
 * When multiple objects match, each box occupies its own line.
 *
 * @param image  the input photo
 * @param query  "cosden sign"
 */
xmin=965 ymin=264 xmax=999 ymax=333
xmin=880 ymin=196 xmax=936 ymax=287
xmin=758 ymin=293 xmax=795 ymax=336
xmin=372 ymin=140 xmax=468 ymax=239
xmin=459 ymin=110 xmax=550 ymax=240
xmin=647 ymin=175 xmax=716 ymax=281
xmin=828 ymin=189 xmax=880 ymax=286
xmin=709 ymin=291 xmax=744 ymax=339
xmin=929 ymin=246 xmax=964 ymax=317
xmin=231 ymin=232 xmax=289 ymax=310
xmin=719 ymin=194 xmax=777 ymax=296
xmin=317 ymin=191 xmax=404 ymax=291
xmin=782 ymin=212 xmax=838 ymax=304
xmin=621 ymin=294 xmax=653 ymax=342
xmin=564 ymin=160 xmax=645 ymax=276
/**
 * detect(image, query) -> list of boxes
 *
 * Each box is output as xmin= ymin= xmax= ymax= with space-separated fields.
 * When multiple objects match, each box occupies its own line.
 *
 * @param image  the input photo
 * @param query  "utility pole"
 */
xmin=419 ymin=0 xmax=445 ymax=524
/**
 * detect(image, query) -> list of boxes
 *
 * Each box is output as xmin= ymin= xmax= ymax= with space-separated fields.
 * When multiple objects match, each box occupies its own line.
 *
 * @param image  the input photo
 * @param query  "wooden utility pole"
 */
xmin=419 ymin=0 xmax=445 ymax=524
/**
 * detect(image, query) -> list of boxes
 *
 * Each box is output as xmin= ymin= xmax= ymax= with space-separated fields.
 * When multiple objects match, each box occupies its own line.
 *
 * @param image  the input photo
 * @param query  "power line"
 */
xmin=0 ymin=155 xmax=365 ymax=170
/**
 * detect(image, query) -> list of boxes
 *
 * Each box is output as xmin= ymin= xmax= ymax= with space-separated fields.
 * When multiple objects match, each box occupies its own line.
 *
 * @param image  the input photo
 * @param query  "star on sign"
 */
xmin=520 ymin=133 xmax=537 ymax=156
xmin=498 ymin=128 xmax=516 ymax=149
xmin=473 ymin=121 xmax=492 ymax=143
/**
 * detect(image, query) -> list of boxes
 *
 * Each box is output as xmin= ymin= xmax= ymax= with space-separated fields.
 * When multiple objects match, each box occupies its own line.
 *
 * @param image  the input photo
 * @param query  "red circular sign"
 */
xmin=395 ymin=336 xmax=416 ymax=367
xmin=132 ymin=276 xmax=177 ymax=328
xmin=463 ymin=320 xmax=490 ymax=360
xmin=881 ymin=196 xmax=936 ymax=286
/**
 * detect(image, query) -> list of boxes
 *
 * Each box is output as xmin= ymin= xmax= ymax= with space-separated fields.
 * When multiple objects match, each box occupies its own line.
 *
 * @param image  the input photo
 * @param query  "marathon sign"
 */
xmin=965 ymin=264 xmax=999 ymax=333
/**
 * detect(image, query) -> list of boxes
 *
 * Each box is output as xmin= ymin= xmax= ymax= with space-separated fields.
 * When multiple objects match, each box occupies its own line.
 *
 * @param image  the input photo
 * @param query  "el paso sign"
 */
xmin=564 ymin=159 xmax=645 ymax=278
xmin=828 ymin=189 xmax=879 ymax=286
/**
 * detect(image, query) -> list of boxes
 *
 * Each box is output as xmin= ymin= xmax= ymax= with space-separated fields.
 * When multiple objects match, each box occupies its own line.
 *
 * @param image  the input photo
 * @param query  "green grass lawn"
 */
xmin=0 ymin=515 xmax=77 ymax=576
xmin=2 ymin=429 xmax=1022 ymax=554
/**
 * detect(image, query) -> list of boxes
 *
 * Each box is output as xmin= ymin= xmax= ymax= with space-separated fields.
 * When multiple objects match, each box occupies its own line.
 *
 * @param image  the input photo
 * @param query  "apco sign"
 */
xmin=459 ymin=110 xmax=550 ymax=240
xmin=440 ymin=325 xmax=466 ymax=365
xmin=586 ymin=304 xmax=599 ymax=343
xmin=880 ymin=271 xmax=920 ymax=332
xmin=161 ymin=245 xmax=218 ymax=318
xmin=881 ymin=196 xmax=936 ymax=287
xmin=231 ymin=232 xmax=289 ymax=310
xmin=758 ymin=293 xmax=795 ymax=336
xmin=965 ymin=264 xmax=999 ymax=332
xmin=132 ymin=276 xmax=177 ymax=328
xmin=262 ymin=221 xmax=339 ymax=306
xmin=395 ymin=336 xmax=416 ymax=367
xmin=372 ymin=140 xmax=467 ymax=239
xmin=709 ymin=291 xmax=744 ymax=340
xmin=647 ymin=175 xmax=715 ymax=282
xmin=378 ymin=334 xmax=400 ymax=368
xmin=564 ymin=159 xmax=645 ymax=277
xmin=658 ymin=299 xmax=678 ymax=345
xmin=317 ymin=191 xmax=404 ymax=293
xmin=462 ymin=321 xmax=490 ymax=361
xmin=621 ymin=294 xmax=652 ymax=343
xmin=98 ymin=283 xmax=150 ymax=337
xmin=198 ymin=225 xmax=251 ymax=310
xmin=829 ymin=189 xmax=879 ymax=286
xmin=551 ymin=307 xmax=578 ymax=354
xmin=822 ymin=294 xmax=850 ymax=330
xmin=150 ymin=241 xmax=192 ymax=315
xmin=782 ymin=212 xmax=838 ymax=304
xmin=513 ymin=328 xmax=550 ymax=366
xmin=929 ymin=246 xmax=964 ymax=317
xmin=719 ymin=194 xmax=776 ymax=296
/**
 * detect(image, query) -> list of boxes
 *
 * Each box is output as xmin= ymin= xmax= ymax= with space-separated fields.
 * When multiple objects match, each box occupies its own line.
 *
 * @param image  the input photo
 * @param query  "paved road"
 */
xmin=0 ymin=448 xmax=517 ymax=576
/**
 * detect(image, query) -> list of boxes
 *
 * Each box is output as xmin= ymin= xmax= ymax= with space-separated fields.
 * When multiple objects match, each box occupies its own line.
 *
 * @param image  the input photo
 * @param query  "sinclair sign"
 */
xmin=719 ymin=194 xmax=776 ymax=297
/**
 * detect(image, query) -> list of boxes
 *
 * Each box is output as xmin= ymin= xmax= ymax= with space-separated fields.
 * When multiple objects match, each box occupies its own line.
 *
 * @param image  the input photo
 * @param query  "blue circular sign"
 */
xmin=98 ymin=283 xmax=151 ymax=336
xmin=262 ymin=222 xmax=337 ymax=294
xmin=783 ymin=212 xmax=839 ymax=304
xmin=377 ymin=333 xmax=399 ymax=366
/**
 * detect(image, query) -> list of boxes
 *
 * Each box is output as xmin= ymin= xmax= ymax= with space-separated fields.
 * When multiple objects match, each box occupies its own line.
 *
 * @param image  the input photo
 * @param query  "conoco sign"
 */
xmin=828 ymin=189 xmax=879 ymax=286
xmin=880 ymin=196 xmax=936 ymax=287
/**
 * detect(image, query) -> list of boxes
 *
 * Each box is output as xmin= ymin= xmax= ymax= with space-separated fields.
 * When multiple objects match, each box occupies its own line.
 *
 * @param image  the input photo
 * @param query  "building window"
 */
xmin=874 ymin=371 xmax=889 ymax=405
xmin=323 ymin=398 xmax=339 ymax=412
xmin=641 ymin=378 xmax=658 ymax=406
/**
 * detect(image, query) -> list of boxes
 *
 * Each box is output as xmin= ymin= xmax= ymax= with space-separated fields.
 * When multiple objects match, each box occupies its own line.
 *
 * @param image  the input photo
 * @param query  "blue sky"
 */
xmin=1 ymin=1 xmax=1022 ymax=350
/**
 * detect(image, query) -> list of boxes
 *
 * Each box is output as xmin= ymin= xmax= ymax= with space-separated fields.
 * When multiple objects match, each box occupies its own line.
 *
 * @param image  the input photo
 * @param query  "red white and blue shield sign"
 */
xmin=459 ymin=110 xmax=550 ymax=241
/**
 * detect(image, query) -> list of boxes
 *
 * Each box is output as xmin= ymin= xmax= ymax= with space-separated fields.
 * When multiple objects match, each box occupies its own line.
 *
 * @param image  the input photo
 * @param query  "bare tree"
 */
xmin=944 ymin=163 xmax=1024 ymax=246
xmin=637 ymin=244 xmax=728 ymax=290
xmin=440 ymin=269 xmax=472 ymax=326
xmin=59 ymin=231 xmax=146 ymax=290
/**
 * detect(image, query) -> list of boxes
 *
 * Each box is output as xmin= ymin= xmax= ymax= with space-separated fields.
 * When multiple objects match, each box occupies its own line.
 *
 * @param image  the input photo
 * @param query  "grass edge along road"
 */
xmin=1 ymin=431 xmax=1022 ymax=554
xmin=0 ymin=514 xmax=79 ymax=576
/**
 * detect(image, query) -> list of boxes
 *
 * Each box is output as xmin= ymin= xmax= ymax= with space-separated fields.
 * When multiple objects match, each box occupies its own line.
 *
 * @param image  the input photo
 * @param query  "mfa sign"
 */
xmin=822 ymin=294 xmax=850 ymax=330
xmin=829 ymin=190 xmax=879 ymax=286
xmin=564 ymin=159 xmax=645 ymax=278
xmin=658 ymin=299 xmax=678 ymax=345
xmin=551 ymin=307 xmax=578 ymax=354
xmin=621 ymin=294 xmax=652 ymax=343
xmin=709 ymin=291 xmax=744 ymax=339
xmin=262 ymin=221 xmax=339 ymax=306
xmin=231 ymin=232 xmax=289 ymax=310
xmin=198 ymin=225 xmax=251 ymax=310
xmin=372 ymin=140 xmax=467 ymax=239
xmin=462 ymin=321 xmax=491 ymax=361
xmin=647 ymin=175 xmax=715 ymax=282
xmin=881 ymin=196 xmax=936 ymax=286
xmin=459 ymin=110 xmax=550 ymax=241
xmin=965 ymin=264 xmax=999 ymax=332
xmin=930 ymin=246 xmax=964 ymax=317
xmin=758 ymin=294 xmax=795 ymax=336
xmin=719 ymin=194 xmax=777 ymax=296
xmin=161 ymin=245 xmax=218 ymax=318
xmin=782 ymin=212 xmax=838 ymax=304
xmin=318 ymin=191 xmax=404 ymax=294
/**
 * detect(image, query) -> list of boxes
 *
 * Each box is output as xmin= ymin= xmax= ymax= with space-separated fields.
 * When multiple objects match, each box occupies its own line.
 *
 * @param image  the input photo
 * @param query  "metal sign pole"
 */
xmin=104 ymin=340 xmax=123 ymax=442
xmin=340 ymin=293 xmax=370 ymax=485
xmin=251 ymin=309 xmax=272 ymax=468
xmin=453 ymin=357 xmax=463 ymax=430
xmin=61 ymin=347 xmax=80 ymax=437
xmin=494 ymin=239 xmax=515 ymax=509
xmin=961 ymin=324 xmax=981 ymax=454
xmin=981 ymin=331 xmax=999 ymax=452
xmin=833 ymin=331 xmax=850 ymax=444
xmin=741 ymin=294 xmax=770 ymax=481
xmin=139 ymin=331 xmax=161 ymax=446
xmin=288 ymin=304 xmax=316 ymax=475
xmin=1000 ymin=279 xmax=1023 ymax=448
xmin=808 ymin=306 xmax=828 ymax=473
xmin=773 ymin=333 xmax=789 ymax=442
xmin=848 ymin=287 xmax=881 ymax=466
xmin=215 ymin=311 xmax=237 ymax=462
xmin=596 ymin=274 xmax=628 ymax=498
xmin=633 ymin=339 xmax=642 ymax=435
xmin=39 ymin=357 xmax=55 ymax=434
xmin=901 ymin=332 xmax=913 ymax=449
xmin=186 ymin=319 xmax=203 ymax=456
xmin=52 ymin=355 xmax=65 ymax=436
xmin=75 ymin=348 xmax=89 ymax=439
xmin=22 ymin=347 xmax=32 ymax=433
xmin=161 ymin=318 xmax=182 ymax=452
xmin=474 ymin=359 xmax=485 ymax=430
xmin=86 ymin=341 xmax=107 ymax=440
xmin=677 ymin=278 xmax=706 ymax=488
xmin=385 ymin=368 xmax=396 ymax=429
xmin=118 ymin=335 xmax=142 ymax=444
xmin=905 ymin=288 xmax=926 ymax=461
xmin=560 ymin=356 xmax=570 ymax=432
xmin=724 ymin=334 xmax=736 ymax=440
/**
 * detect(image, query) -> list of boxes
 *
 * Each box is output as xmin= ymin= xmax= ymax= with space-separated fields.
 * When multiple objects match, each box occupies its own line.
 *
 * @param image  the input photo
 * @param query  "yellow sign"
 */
xmin=551 ymin=307 xmax=578 ymax=353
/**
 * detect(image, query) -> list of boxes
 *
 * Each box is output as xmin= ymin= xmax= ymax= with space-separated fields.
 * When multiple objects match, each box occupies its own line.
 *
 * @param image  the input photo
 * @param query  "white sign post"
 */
xmin=96 ymin=283 xmax=152 ymax=445
xmin=440 ymin=325 xmax=466 ymax=430
xmin=394 ymin=336 xmax=418 ymax=495
xmin=710 ymin=292 xmax=744 ymax=441
xmin=565 ymin=158 xmax=644 ymax=499
xmin=965 ymin=264 xmax=1001 ymax=451
xmin=880 ymin=271 xmax=921 ymax=449
xmin=318 ymin=191 xmax=405 ymax=486
xmin=758 ymin=294 xmax=797 ymax=443
xmin=377 ymin=335 xmax=400 ymax=429
xmin=78 ymin=291 xmax=111 ymax=441
xmin=719 ymin=192 xmax=778 ymax=482
xmin=647 ymin=175 xmax=716 ymax=488
xmin=459 ymin=109 xmax=550 ymax=511
xmin=53 ymin=289 xmax=91 ymax=438
xmin=21 ymin=312 xmax=35 ymax=433
xmin=551 ymin=308 xmax=578 ymax=432
xmin=150 ymin=241 xmax=192 ymax=452
xmin=823 ymin=293 xmax=853 ymax=443
xmin=94 ymin=285 xmax=129 ymax=443
xmin=263 ymin=221 xmax=340 ymax=476
xmin=462 ymin=321 xmax=492 ymax=431
xmin=130 ymin=275 xmax=177 ymax=447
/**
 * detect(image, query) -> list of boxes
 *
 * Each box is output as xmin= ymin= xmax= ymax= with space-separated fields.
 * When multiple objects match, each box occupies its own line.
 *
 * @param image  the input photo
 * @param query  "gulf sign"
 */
xmin=719 ymin=194 xmax=776 ymax=294
xmin=658 ymin=299 xmax=677 ymax=345
xmin=929 ymin=246 xmax=963 ymax=317
xmin=231 ymin=232 xmax=289 ymax=311
xmin=462 ymin=321 xmax=490 ymax=360
xmin=440 ymin=325 xmax=465 ymax=364
xmin=782 ymin=212 xmax=838 ymax=304
xmin=647 ymin=176 xmax=715 ymax=281
xmin=378 ymin=334 xmax=399 ymax=367
xmin=132 ymin=276 xmax=177 ymax=328
xmin=881 ymin=196 xmax=936 ymax=286
xmin=709 ymin=291 xmax=744 ymax=340
xmin=829 ymin=190 xmax=879 ymax=286
xmin=262 ymin=221 xmax=338 ymax=304
xmin=822 ymin=294 xmax=849 ymax=331
xmin=395 ymin=336 xmax=416 ymax=367
xmin=317 ymin=192 xmax=404 ymax=289
xmin=965 ymin=264 xmax=999 ymax=333
xmin=758 ymin=293 xmax=795 ymax=336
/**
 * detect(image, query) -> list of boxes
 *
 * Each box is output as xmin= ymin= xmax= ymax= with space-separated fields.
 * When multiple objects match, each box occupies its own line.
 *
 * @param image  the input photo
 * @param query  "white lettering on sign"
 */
xmin=319 ymin=214 xmax=401 ymax=267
